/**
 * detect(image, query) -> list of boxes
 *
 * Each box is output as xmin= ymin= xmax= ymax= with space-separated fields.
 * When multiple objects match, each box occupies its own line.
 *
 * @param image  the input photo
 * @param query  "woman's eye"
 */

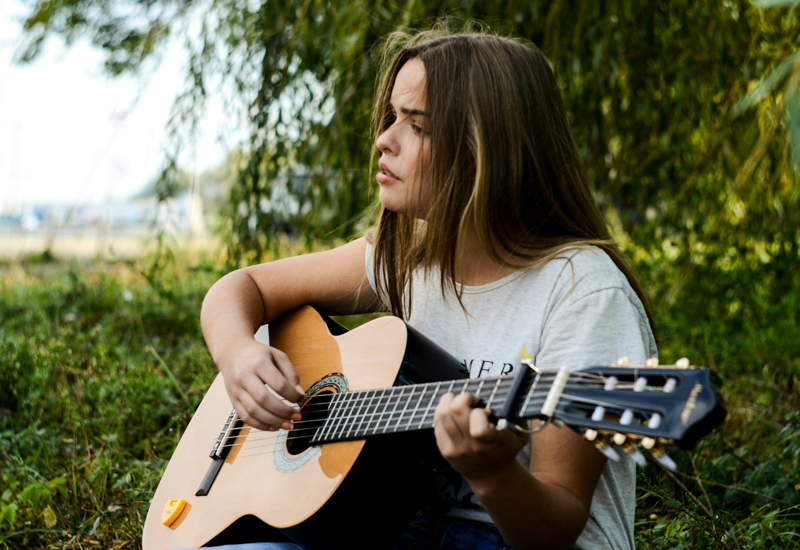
xmin=412 ymin=123 xmax=424 ymax=135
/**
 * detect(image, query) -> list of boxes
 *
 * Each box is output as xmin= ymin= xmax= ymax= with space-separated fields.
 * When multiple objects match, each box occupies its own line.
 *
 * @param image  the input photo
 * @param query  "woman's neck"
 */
xmin=453 ymin=224 xmax=518 ymax=286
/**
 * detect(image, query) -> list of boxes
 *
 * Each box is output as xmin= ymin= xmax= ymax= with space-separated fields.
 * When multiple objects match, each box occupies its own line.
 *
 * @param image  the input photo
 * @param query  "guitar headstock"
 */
xmin=549 ymin=357 xmax=726 ymax=467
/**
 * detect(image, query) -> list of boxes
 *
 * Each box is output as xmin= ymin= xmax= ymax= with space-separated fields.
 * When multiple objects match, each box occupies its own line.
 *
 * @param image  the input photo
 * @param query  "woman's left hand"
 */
xmin=433 ymin=392 xmax=529 ymax=482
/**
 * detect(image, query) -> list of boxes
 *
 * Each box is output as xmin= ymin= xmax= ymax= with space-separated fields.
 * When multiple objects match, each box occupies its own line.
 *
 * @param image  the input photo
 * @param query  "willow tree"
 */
xmin=17 ymin=0 xmax=800 ymax=370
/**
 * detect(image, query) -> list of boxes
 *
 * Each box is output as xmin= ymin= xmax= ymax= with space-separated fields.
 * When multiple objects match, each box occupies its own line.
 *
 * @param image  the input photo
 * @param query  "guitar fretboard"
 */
xmin=309 ymin=373 xmax=547 ymax=445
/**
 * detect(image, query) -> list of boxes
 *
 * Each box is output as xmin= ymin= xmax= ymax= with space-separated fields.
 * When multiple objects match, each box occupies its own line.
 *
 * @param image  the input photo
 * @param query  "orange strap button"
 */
xmin=161 ymin=498 xmax=187 ymax=526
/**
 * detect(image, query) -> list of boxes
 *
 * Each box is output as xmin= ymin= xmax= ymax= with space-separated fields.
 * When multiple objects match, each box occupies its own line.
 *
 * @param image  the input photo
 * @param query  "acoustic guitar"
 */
xmin=142 ymin=305 xmax=726 ymax=549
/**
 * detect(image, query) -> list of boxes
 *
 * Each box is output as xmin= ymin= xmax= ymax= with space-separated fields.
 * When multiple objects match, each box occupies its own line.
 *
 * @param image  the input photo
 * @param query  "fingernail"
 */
xmin=282 ymin=421 xmax=293 ymax=431
xmin=291 ymin=412 xmax=301 ymax=421
xmin=295 ymin=384 xmax=306 ymax=395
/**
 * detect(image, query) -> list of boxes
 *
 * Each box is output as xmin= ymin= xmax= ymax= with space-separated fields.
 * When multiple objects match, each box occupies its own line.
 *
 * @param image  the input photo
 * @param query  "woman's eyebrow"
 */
xmin=399 ymin=106 xmax=429 ymax=117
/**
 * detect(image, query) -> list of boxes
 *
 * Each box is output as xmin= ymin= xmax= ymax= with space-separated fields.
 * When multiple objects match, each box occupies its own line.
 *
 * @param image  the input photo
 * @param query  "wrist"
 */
xmin=464 ymin=457 xmax=527 ymax=499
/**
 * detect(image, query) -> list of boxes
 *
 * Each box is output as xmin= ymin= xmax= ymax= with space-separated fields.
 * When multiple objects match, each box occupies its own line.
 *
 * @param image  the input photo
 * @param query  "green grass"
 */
xmin=0 ymin=255 xmax=798 ymax=549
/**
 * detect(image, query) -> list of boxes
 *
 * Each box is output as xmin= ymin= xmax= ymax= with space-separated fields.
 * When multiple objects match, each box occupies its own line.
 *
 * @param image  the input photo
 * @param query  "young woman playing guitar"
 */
xmin=196 ymin=27 xmax=657 ymax=550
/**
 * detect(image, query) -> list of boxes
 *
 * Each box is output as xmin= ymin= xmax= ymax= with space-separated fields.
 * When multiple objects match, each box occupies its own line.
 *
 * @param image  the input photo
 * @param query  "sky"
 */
xmin=0 ymin=0 xmax=228 ymax=208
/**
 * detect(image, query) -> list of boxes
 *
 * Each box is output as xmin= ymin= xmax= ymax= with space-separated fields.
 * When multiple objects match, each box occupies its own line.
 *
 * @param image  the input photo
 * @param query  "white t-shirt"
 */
xmin=366 ymin=244 xmax=657 ymax=550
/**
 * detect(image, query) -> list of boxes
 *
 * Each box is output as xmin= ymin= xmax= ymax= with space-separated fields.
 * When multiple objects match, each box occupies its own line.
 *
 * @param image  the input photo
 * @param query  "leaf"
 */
xmin=42 ymin=506 xmax=57 ymax=529
xmin=753 ymin=0 xmax=800 ymax=7
xmin=733 ymin=53 xmax=797 ymax=116
xmin=785 ymin=87 xmax=800 ymax=170
xmin=1 ymin=503 xmax=18 ymax=527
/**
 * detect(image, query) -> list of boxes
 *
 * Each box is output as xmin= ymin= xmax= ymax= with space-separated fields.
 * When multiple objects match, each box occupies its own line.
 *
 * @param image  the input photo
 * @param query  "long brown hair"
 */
xmin=370 ymin=27 xmax=658 ymax=339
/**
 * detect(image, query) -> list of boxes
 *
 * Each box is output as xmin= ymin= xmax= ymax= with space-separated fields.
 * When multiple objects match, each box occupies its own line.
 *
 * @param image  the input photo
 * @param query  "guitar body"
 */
xmin=143 ymin=306 xmax=467 ymax=550
xmin=143 ymin=306 xmax=727 ymax=549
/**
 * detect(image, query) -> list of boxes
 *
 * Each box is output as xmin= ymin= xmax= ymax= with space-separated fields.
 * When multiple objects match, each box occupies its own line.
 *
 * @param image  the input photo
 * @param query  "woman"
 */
xmin=200 ymin=28 xmax=657 ymax=550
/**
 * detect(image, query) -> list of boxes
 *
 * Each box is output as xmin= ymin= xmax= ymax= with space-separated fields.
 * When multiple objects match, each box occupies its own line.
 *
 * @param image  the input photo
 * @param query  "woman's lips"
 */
xmin=377 ymin=162 xmax=399 ymax=184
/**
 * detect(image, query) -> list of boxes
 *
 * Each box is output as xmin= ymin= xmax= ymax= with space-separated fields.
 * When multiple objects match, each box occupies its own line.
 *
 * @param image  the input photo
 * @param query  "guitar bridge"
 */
xmin=196 ymin=409 xmax=243 ymax=496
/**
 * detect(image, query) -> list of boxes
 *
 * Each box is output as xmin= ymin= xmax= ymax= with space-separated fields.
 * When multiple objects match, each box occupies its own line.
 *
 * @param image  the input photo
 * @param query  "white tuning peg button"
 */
xmin=598 ymin=444 xmax=620 ymax=461
xmin=675 ymin=358 xmax=690 ymax=369
xmin=613 ymin=433 xmax=627 ymax=446
xmin=645 ymin=357 xmax=659 ymax=367
xmin=615 ymin=356 xmax=629 ymax=367
xmin=641 ymin=437 xmax=656 ymax=450
xmin=655 ymin=452 xmax=677 ymax=471
xmin=627 ymin=449 xmax=647 ymax=467
xmin=648 ymin=414 xmax=662 ymax=429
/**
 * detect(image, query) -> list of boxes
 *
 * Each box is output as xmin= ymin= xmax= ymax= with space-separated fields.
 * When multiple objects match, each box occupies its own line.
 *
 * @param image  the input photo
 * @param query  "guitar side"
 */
xmin=142 ymin=307 xmax=410 ymax=550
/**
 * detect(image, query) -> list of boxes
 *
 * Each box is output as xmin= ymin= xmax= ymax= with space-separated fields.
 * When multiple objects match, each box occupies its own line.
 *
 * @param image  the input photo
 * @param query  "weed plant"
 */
xmin=0 ymin=252 xmax=798 ymax=549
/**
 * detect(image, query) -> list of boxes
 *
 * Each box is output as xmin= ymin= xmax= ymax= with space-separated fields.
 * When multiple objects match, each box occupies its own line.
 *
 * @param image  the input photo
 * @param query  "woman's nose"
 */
xmin=375 ymin=126 xmax=397 ymax=156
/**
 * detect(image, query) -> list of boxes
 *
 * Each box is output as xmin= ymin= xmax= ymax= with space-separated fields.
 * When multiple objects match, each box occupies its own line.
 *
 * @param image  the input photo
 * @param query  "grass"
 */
xmin=0 ymin=252 xmax=798 ymax=549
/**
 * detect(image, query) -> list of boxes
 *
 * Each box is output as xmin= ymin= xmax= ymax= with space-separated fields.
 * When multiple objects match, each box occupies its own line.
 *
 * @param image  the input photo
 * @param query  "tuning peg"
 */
xmin=583 ymin=429 xmax=598 ymax=442
xmin=615 ymin=356 xmax=629 ymax=367
xmin=647 ymin=413 xmax=662 ymax=429
xmin=653 ymin=450 xmax=677 ymax=471
xmin=604 ymin=376 xmax=618 ymax=391
xmin=675 ymin=357 xmax=690 ymax=369
xmin=626 ymin=447 xmax=647 ymax=467
xmin=612 ymin=433 xmax=627 ymax=446
xmin=634 ymin=377 xmax=648 ymax=392
xmin=597 ymin=443 xmax=620 ymax=461
xmin=645 ymin=357 xmax=659 ymax=367
xmin=663 ymin=378 xmax=677 ymax=393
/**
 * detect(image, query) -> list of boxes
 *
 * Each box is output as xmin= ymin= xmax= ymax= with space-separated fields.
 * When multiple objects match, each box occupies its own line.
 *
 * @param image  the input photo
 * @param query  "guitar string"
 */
xmin=219 ymin=376 xmax=669 ymax=437
xmin=217 ymin=374 xmax=671 ymax=445
xmin=227 ymin=372 xmax=671 ymax=419
xmin=214 ymin=393 xmax=657 ymax=452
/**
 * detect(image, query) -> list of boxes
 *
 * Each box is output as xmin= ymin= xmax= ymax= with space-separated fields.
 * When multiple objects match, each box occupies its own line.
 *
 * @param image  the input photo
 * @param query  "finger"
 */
xmin=434 ymin=393 xmax=465 ymax=440
xmin=234 ymin=391 xmax=294 ymax=431
xmin=243 ymin=375 xmax=300 ymax=422
xmin=469 ymin=408 xmax=498 ymax=443
xmin=255 ymin=354 xmax=304 ymax=405
xmin=269 ymin=349 xmax=305 ymax=401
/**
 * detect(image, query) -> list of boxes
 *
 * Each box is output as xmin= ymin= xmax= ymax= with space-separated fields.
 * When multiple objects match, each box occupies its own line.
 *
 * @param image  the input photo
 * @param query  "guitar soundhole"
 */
xmin=286 ymin=390 xmax=335 ymax=456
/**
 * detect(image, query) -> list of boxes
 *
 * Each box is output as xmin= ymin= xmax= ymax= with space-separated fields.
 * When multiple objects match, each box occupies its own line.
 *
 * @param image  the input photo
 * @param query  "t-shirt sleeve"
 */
xmin=535 ymin=287 xmax=656 ymax=372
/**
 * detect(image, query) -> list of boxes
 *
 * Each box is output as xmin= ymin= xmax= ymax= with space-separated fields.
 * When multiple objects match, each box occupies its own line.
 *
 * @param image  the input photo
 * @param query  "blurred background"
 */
xmin=1 ymin=1 xmax=799 ymax=548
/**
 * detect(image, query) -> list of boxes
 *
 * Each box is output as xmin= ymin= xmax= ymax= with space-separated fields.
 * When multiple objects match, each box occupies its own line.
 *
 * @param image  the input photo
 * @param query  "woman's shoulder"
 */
xmin=533 ymin=245 xmax=640 ymax=306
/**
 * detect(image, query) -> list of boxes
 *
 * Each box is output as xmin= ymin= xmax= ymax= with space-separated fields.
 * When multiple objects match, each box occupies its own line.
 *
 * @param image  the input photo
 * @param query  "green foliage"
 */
xmin=0 ymin=261 xmax=217 ymax=548
xmin=9 ymin=0 xmax=800 ymax=548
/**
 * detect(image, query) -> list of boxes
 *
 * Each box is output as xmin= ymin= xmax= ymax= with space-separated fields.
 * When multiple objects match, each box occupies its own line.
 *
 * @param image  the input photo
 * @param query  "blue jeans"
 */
xmin=173 ymin=516 xmax=510 ymax=550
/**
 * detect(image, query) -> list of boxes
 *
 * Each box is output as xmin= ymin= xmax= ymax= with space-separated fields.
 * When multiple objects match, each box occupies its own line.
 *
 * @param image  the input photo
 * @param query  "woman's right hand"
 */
xmin=219 ymin=340 xmax=306 ymax=431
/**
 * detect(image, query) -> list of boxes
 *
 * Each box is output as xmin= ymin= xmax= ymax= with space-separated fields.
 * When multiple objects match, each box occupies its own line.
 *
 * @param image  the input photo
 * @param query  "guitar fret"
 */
xmin=349 ymin=390 xmax=371 ymax=439
xmin=332 ymin=392 xmax=355 ymax=441
xmin=319 ymin=393 xmax=343 ymax=441
xmin=363 ymin=389 xmax=386 ymax=437
xmin=392 ymin=386 xmax=412 ymax=432
xmin=521 ymin=372 xmax=542 ymax=417
xmin=377 ymin=387 xmax=398 ymax=434
xmin=485 ymin=378 xmax=503 ymax=410
xmin=418 ymin=382 xmax=442 ymax=430
xmin=405 ymin=385 xmax=428 ymax=432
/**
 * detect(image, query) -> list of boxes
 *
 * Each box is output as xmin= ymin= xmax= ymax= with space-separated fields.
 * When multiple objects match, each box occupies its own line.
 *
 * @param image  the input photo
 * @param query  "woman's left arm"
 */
xmin=434 ymin=394 xmax=606 ymax=550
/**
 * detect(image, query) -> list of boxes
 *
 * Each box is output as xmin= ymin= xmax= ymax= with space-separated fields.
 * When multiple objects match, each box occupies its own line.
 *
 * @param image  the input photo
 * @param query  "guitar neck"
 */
xmin=310 ymin=372 xmax=548 ymax=445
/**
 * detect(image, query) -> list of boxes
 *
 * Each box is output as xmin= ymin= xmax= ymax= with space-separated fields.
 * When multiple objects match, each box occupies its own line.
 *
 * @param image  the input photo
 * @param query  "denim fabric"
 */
xmin=172 ymin=544 xmax=304 ymax=550
xmin=393 ymin=516 xmax=509 ymax=550
xmin=173 ymin=517 xmax=580 ymax=550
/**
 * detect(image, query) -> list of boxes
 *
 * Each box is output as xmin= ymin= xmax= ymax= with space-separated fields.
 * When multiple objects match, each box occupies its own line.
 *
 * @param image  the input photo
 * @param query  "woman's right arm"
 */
xmin=200 ymin=237 xmax=381 ymax=431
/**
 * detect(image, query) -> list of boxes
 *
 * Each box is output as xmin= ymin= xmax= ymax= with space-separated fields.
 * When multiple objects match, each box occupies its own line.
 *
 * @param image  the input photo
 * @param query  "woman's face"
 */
xmin=375 ymin=58 xmax=431 ymax=219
